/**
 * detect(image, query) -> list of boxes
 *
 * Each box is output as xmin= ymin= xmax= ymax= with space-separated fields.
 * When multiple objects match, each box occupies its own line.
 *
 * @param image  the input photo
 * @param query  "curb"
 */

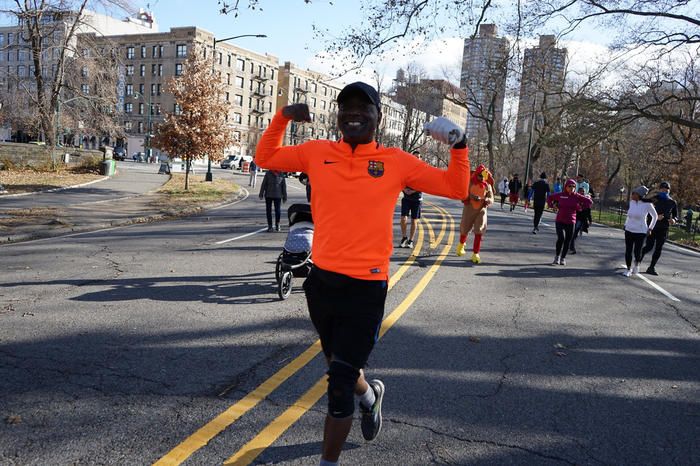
xmin=0 ymin=187 xmax=247 ymax=245
xmin=0 ymin=176 xmax=110 ymax=198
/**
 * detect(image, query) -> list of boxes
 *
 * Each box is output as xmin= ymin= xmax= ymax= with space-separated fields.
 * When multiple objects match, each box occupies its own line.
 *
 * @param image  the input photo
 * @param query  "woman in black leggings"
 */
xmin=622 ymin=186 xmax=657 ymax=276
xmin=546 ymin=179 xmax=593 ymax=265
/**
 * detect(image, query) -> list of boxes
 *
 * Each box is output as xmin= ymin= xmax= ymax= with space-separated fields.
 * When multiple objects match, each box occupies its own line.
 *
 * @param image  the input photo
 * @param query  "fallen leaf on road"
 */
xmin=554 ymin=351 xmax=567 ymax=357
xmin=22 ymin=312 xmax=34 ymax=317
xmin=468 ymin=336 xmax=480 ymax=343
xmin=5 ymin=415 xmax=22 ymax=425
xmin=671 ymin=385 xmax=679 ymax=389
xmin=554 ymin=343 xmax=567 ymax=349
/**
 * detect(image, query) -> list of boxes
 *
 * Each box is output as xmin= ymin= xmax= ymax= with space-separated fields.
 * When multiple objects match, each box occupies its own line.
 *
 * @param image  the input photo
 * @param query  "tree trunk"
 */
xmin=185 ymin=157 xmax=191 ymax=191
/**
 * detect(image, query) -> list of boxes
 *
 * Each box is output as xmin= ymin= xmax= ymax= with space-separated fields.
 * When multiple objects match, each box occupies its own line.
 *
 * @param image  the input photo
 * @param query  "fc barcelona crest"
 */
xmin=368 ymin=160 xmax=385 ymax=178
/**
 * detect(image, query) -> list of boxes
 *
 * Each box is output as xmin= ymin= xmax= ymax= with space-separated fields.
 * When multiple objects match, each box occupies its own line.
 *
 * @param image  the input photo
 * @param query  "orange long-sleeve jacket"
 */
xmin=255 ymin=110 xmax=470 ymax=280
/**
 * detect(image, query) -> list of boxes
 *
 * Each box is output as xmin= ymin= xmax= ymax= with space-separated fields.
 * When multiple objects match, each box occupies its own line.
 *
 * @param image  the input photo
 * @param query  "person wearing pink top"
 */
xmin=546 ymin=178 xmax=593 ymax=265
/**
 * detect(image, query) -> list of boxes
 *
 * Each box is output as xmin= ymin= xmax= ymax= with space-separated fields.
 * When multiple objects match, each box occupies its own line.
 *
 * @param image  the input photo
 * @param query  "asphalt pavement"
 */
xmin=0 ymin=179 xmax=698 ymax=465
xmin=0 ymin=161 xmax=244 ymax=244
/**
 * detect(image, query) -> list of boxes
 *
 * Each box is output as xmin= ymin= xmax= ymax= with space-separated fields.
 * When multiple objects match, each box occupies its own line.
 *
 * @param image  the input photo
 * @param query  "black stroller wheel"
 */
xmin=278 ymin=271 xmax=293 ymax=300
xmin=275 ymin=253 xmax=284 ymax=283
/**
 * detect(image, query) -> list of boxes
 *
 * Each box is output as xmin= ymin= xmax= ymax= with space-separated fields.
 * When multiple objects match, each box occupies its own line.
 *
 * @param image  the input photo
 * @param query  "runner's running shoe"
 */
xmin=456 ymin=242 xmax=466 ymax=256
xmin=399 ymin=237 xmax=408 ymax=248
xmin=551 ymin=256 xmax=559 ymax=265
xmin=470 ymin=252 xmax=481 ymax=264
xmin=360 ymin=379 xmax=385 ymax=441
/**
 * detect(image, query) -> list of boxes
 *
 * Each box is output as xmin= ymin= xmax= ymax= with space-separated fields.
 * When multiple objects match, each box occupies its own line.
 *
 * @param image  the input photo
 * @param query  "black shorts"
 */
xmin=401 ymin=198 xmax=422 ymax=219
xmin=303 ymin=266 xmax=387 ymax=368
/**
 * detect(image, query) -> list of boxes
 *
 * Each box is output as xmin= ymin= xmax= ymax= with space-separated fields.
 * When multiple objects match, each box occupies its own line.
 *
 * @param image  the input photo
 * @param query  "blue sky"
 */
xmin=146 ymin=0 xmax=361 ymax=69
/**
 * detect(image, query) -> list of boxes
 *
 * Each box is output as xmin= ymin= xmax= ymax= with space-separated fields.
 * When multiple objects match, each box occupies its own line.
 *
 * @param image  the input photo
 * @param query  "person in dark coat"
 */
xmin=259 ymin=170 xmax=287 ymax=232
xmin=508 ymin=174 xmax=522 ymax=212
xmin=640 ymin=181 xmax=678 ymax=275
xmin=531 ymin=172 xmax=550 ymax=234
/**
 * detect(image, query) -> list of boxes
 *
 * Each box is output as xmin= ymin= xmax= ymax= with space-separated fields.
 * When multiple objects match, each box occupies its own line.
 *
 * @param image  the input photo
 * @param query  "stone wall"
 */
xmin=0 ymin=142 xmax=106 ymax=169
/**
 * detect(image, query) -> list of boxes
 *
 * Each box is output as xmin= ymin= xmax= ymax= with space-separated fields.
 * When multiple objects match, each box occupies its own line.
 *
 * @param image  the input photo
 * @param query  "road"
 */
xmin=1 ymin=179 xmax=698 ymax=465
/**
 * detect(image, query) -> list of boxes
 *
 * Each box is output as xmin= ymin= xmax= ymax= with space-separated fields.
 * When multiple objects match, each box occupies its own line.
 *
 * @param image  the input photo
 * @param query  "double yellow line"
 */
xmin=155 ymin=203 xmax=455 ymax=466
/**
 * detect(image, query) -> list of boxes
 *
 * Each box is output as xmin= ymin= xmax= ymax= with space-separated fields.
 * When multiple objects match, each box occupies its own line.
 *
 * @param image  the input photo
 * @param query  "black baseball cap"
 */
xmin=337 ymin=82 xmax=381 ymax=111
xmin=659 ymin=181 xmax=671 ymax=189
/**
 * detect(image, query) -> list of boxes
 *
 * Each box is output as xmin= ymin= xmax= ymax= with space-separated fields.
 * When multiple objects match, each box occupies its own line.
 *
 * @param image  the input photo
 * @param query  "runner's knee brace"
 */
xmin=326 ymin=360 xmax=359 ymax=418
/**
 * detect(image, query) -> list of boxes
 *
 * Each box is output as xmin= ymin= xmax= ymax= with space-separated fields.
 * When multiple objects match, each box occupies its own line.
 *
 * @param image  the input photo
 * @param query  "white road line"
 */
xmin=215 ymin=227 xmax=268 ymax=245
xmin=618 ymin=264 xmax=681 ymax=302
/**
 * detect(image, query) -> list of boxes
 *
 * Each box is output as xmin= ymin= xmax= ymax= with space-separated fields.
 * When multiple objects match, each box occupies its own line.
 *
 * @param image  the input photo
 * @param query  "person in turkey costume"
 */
xmin=456 ymin=164 xmax=494 ymax=263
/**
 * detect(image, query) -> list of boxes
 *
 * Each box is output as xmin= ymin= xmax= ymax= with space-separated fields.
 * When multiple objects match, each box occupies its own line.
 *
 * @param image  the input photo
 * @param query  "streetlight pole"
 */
xmin=205 ymin=33 xmax=266 ymax=182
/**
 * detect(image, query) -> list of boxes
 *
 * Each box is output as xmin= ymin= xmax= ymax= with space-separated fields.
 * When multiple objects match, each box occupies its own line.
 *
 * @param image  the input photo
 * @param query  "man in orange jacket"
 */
xmin=256 ymin=81 xmax=469 ymax=466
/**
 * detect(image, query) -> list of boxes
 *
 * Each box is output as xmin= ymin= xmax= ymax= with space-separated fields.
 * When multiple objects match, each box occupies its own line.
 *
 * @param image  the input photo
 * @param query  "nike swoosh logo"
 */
xmin=324 ymin=160 xmax=339 ymax=164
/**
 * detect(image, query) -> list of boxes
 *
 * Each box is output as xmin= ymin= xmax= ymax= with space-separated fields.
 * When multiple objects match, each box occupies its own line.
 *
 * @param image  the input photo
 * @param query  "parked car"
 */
xmin=132 ymin=152 xmax=145 ymax=162
xmin=113 ymin=147 xmax=126 ymax=161
xmin=220 ymin=155 xmax=238 ymax=169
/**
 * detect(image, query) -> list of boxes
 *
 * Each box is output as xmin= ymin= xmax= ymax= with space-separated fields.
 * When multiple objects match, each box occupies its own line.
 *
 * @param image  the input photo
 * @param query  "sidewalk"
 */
xmin=0 ymin=163 xmax=245 ymax=244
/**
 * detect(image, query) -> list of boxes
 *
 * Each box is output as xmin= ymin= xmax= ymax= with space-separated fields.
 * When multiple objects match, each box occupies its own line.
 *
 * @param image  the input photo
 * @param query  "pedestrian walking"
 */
xmin=531 ymin=172 xmax=550 ymax=234
xmin=523 ymin=180 xmax=533 ymax=212
xmin=622 ymin=186 xmax=658 ymax=277
xmin=553 ymin=178 xmax=562 ymax=193
xmin=569 ymin=187 xmax=592 ymax=254
xmin=685 ymin=207 xmax=694 ymax=233
xmin=456 ymin=164 xmax=494 ymax=263
xmin=497 ymin=177 xmax=509 ymax=209
xmin=255 ymin=81 xmax=470 ymax=466
xmin=547 ymin=178 xmax=593 ymax=265
xmin=399 ymin=150 xmax=423 ymax=249
xmin=640 ymin=181 xmax=677 ymax=275
xmin=248 ymin=160 xmax=259 ymax=188
xmin=259 ymin=170 xmax=287 ymax=232
xmin=508 ymin=174 xmax=522 ymax=212
xmin=576 ymin=173 xmax=590 ymax=195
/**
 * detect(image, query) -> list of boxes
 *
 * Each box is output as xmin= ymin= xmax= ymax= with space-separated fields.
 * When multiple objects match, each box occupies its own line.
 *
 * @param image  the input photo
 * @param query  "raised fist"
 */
xmin=424 ymin=117 xmax=464 ymax=146
xmin=282 ymin=104 xmax=312 ymax=122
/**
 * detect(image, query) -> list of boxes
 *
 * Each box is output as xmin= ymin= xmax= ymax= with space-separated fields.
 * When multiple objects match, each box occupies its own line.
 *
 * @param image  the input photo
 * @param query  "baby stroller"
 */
xmin=275 ymin=204 xmax=313 ymax=299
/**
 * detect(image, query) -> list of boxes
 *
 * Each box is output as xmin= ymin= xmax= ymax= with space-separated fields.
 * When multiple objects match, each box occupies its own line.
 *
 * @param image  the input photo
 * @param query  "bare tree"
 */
xmin=151 ymin=49 xmax=236 ymax=190
xmin=0 ymin=0 xmax=132 ymax=148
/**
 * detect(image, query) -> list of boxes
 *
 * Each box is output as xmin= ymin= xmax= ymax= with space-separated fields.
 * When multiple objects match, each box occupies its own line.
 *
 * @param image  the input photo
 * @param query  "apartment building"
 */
xmin=0 ymin=9 xmax=157 ymax=143
xmin=86 ymin=26 xmax=278 ymax=159
xmin=378 ymin=94 xmax=430 ymax=151
xmin=460 ymin=23 xmax=509 ymax=144
xmin=276 ymin=61 xmax=342 ymax=145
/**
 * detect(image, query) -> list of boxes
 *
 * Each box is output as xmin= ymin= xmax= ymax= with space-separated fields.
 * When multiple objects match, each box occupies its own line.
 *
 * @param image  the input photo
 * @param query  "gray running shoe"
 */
xmin=360 ymin=379 xmax=385 ymax=441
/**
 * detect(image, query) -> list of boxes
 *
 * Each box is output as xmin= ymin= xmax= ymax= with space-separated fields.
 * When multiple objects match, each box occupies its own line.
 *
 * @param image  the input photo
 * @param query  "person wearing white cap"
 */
xmin=622 ymin=186 xmax=658 ymax=277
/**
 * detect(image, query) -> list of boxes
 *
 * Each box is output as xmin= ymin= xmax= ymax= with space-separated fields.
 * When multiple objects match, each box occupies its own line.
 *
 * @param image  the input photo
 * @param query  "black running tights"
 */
xmin=624 ymin=230 xmax=647 ymax=268
xmin=533 ymin=203 xmax=545 ymax=229
xmin=641 ymin=227 xmax=668 ymax=268
xmin=555 ymin=222 xmax=574 ymax=258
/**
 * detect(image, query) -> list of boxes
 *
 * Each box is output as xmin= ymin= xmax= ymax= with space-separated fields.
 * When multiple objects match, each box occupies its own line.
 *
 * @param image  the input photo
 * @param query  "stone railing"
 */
xmin=0 ymin=142 xmax=109 ymax=169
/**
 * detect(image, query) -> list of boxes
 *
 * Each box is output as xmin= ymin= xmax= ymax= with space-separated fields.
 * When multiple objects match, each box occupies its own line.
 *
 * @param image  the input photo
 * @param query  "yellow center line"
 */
xmin=153 ymin=206 xmax=441 ymax=466
xmin=224 ymin=210 xmax=456 ymax=465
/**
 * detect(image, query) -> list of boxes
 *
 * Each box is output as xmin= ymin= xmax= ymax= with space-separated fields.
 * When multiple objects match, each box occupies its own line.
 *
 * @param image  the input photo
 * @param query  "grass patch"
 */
xmin=0 ymin=168 xmax=104 ymax=194
xmin=157 ymin=174 xmax=240 ymax=207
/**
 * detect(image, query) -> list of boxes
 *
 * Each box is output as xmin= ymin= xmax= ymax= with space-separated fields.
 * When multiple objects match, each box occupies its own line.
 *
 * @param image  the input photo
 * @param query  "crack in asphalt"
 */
xmin=216 ymin=343 xmax=298 ymax=398
xmin=666 ymin=302 xmax=699 ymax=332
xmin=386 ymin=417 xmax=578 ymax=464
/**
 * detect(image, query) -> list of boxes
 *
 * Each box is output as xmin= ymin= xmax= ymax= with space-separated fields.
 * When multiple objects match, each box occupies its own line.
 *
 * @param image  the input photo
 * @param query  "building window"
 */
xmin=176 ymin=44 xmax=187 ymax=58
xmin=159 ymin=45 xmax=164 ymax=57
xmin=152 ymin=45 xmax=158 ymax=58
xmin=141 ymin=46 xmax=146 ymax=58
xmin=236 ymin=58 xmax=245 ymax=71
xmin=151 ymin=83 xmax=156 ymax=95
xmin=225 ymin=92 xmax=230 ymax=102
xmin=311 ymin=97 xmax=316 ymax=107
xmin=124 ymin=103 xmax=133 ymax=113
xmin=140 ymin=64 xmax=145 ymax=76
xmin=81 ymin=66 xmax=88 ymax=77
xmin=139 ymin=103 xmax=144 ymax=115
xmin=218 ymin=52 xmax=223 ymax=65
xmin=226 ymin=73 xmax=231 ymax=85
xmin=175 ymin=63 xmax=183 ymax=76
xmin=126 ymin=84 xmax=133 ymax=96
xmin=227 ymin=55 xmax=232 ymax=67
xmin=234 ymin=113 xmax=242 ymax=123
xmin=158 ymin=64 xmax=163 ymax=76
xmin=126 ymin=47 xmax=134 ymax=59
xmin=138 ymin=121 xmax=143 ymax=133
xmin=152 ymin=64 xmax=157 ymax=76
xmin=125 ymin=65 xmax=134 ymax=76
xmin=157 ymin=84 xmax=161 ymax=95
xmin=235 ymin=76 xmax=244 ymax=88
xmin=139 ymin=83 xmax=145 ymax=94
xmin=81 ymin=84 xmax=89 ymax=94
xmin=174 ymin=104 xmax=182 ymax=115
xmin=235 ymin=94 xmax=243 ymax=106
xmin=125 ymin=121 xmax=132 ymax=131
